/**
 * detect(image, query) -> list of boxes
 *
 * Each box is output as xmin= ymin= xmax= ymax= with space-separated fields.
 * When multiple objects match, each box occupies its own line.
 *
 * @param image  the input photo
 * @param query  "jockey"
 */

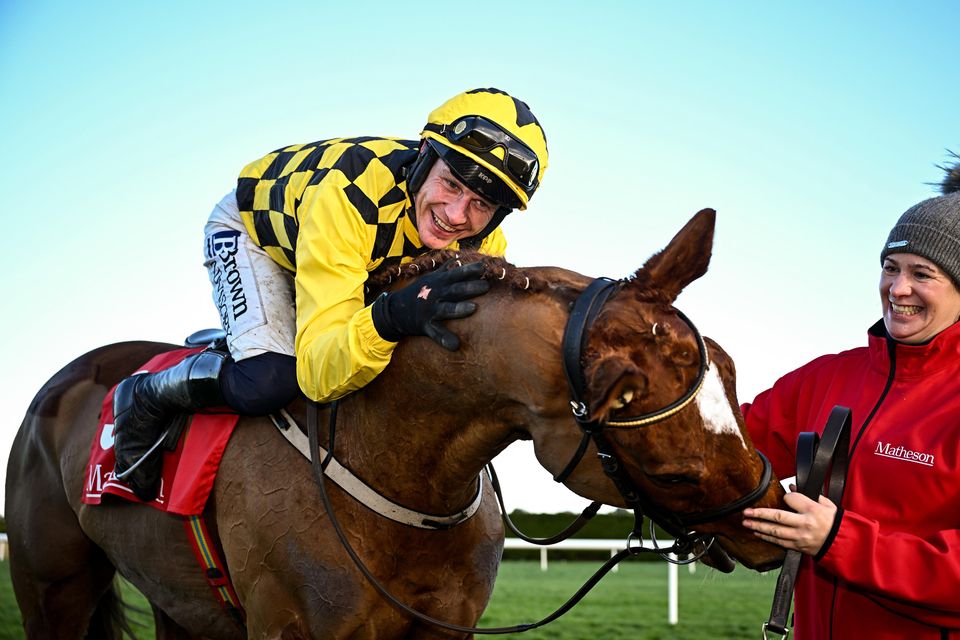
xmin=112 ymin=88 xmax=549 ymax=501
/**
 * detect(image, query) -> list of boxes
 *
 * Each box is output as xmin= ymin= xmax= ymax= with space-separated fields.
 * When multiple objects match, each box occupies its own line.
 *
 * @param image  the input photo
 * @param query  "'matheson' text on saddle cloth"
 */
xmin=82 ymin=348 xmax=239 ymax=515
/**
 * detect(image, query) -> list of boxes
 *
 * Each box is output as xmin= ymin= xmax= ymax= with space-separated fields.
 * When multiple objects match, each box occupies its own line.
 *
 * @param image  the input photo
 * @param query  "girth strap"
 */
xmin=183 ymin=514 xmax=246 ymax=630
xmin=763 ymin=405 xmax=852 ymax=640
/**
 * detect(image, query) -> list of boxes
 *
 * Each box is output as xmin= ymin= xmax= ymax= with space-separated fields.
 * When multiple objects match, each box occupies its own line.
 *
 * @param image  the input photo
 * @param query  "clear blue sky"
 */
xmin=2 ymin=1 xmax=958 ymax=513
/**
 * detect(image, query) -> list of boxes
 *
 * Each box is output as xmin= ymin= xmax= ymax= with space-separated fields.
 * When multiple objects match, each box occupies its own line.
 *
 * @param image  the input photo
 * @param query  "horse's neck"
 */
xmin=330 ymin=276 xmax=576 ymax=515
xmin=334 ymin=391 xmax=508 ymax=515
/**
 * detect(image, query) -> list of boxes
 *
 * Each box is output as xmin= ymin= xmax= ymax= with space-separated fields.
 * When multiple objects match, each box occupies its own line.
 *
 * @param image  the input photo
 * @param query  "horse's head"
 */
xmin=366 ymin=210 xmax=785 ymax=571
xmin=556 ymin=209 xmax=786 ymax=570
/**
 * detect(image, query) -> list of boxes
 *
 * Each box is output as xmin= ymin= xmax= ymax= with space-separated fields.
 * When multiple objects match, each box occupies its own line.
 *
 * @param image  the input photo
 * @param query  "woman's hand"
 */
xmin=743 ymin=486 xmax=838 ymax=556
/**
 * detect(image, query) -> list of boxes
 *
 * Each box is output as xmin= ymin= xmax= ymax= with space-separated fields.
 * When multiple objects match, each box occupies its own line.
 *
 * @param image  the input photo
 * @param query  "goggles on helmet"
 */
xmin=426 ymin=116 xmax=540 ymax=196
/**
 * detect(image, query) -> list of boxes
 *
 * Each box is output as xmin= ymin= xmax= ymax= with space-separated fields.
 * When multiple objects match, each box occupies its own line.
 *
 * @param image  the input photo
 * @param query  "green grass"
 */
xmin=481 ymin=560 xmax=777 ymax=639
xmin=0 ymin=562 xmax=154 ymax=640
xmin=0 ymin=562 xmax=21 ymax=640
xmin=0 ymin=559 xmax=777 ymax=639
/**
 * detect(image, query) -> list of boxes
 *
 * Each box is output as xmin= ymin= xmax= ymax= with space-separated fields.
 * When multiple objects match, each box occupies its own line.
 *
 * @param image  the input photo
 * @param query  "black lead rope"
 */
xmin=762 ymin=405 xmax=852 ymax=640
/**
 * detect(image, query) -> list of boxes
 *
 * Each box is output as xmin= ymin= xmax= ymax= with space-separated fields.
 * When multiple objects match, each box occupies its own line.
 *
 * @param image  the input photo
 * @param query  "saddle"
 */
xmin=82 ymin=330 xmax=239 ymax=515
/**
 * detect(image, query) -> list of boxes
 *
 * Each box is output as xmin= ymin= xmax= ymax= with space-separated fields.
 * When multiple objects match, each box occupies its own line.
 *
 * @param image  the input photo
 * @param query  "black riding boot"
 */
xmin=113 ymin=351 xmax=226 ymax=501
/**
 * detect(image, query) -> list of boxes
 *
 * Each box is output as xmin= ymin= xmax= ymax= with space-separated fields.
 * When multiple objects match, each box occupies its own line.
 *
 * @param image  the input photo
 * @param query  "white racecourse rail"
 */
xmin=502 ymin=537 xmax=687 ymax=625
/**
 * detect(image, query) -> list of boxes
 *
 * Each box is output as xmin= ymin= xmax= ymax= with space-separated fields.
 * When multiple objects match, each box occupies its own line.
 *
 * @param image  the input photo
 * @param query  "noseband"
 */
xmin=557 ymin=278 xmax=773 ymax=556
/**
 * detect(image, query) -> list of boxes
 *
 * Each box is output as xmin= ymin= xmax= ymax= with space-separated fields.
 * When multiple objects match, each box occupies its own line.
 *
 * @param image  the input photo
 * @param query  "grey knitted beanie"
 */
xmin=881 ymin=191 xmax=960 ymax=287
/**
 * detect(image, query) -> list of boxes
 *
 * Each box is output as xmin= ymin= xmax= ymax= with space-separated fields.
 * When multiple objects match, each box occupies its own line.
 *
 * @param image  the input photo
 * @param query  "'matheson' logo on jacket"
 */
xmin=874 ymin=441 xmax=935 ymax=467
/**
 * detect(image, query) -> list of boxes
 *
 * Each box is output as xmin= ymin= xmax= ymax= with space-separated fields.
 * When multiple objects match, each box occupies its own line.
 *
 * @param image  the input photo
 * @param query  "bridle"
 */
xmin=556 ymin=278 xmax=774 ymax=560
xmin=303 ymin=275 xmax=775 ymax=635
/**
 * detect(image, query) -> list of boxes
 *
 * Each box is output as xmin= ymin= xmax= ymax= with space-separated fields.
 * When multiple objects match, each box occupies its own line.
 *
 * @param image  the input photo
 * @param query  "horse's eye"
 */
xmin=610 ymin=388 xmax=635 ymax=410
xmin=648 ymin=473 xmax=699 ymax=487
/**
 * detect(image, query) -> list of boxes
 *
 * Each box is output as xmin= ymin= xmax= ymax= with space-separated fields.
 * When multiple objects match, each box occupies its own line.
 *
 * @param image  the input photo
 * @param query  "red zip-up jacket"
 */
xmin=743 ymin=320 xmax=960 ymax=639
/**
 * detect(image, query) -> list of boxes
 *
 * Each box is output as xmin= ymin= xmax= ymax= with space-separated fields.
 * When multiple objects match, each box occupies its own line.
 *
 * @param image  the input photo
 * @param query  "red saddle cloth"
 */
xmin=82 ymin=347 xmax=239 ymax=515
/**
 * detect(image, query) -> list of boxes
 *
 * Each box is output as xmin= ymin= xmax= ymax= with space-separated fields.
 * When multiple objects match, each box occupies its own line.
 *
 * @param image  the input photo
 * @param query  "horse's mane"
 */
xmin=365 ymin=248 xmax=674 ymax=310
xmin=366 ymin=250 xmax=553 ymax=295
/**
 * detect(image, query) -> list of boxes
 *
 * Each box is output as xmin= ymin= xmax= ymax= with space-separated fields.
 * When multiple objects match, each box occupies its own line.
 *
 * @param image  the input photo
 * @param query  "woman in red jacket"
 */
xmin=742 ymin=162 xmax=960 ymax=639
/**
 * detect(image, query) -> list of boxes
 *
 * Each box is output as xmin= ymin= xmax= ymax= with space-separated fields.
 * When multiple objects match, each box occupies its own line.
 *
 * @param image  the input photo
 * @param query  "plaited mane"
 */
xmin=366 ymin=250 xmax=552 ymax=295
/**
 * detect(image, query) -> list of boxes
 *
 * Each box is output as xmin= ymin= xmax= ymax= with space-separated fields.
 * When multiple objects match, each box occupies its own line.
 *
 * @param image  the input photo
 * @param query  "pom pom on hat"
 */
xmin=938 ymin=150 xmax=960 ymax=195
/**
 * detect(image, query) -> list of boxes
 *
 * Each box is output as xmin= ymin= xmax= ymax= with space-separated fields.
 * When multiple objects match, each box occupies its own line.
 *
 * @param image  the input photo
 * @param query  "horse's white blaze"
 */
xmin=695 ymin=363 xmax=747 ymax=448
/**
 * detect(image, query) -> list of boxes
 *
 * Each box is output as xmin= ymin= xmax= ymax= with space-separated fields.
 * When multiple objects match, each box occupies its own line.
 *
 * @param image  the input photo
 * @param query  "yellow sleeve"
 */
xmin=293 ymin=182 xmax=397 ymax=402
xmin=478 ymin=227 xmax=507 ymax=257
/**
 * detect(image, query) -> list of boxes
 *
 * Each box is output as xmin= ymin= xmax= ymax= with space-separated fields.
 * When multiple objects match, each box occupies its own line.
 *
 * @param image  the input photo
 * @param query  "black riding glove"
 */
xmin=371 ymin=261 xmax=490 ymax=351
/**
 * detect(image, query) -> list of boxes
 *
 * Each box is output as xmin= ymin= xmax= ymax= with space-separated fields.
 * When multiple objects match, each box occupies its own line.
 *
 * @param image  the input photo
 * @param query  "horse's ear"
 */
xmin=631 ymin=208 xmax=716 ymax=302
xmin=586 ymin=355 xmax=647 ymax=421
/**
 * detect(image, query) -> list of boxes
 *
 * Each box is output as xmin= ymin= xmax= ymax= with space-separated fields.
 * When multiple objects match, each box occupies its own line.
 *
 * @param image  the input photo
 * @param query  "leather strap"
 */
xmin=561 ymin=277 xmax=618 ymax=419
xmin=271 ymin=408 xmax=484 ymax=529
xmin=763 ymin=405 xmax=852 ymax=639
xmin=553 ymin=278 xmax=616 ymax=485
xmin=487 ymin=463 xmax=604 ymax=545
xmin=183 ymin=514 xmax=246 ymax=630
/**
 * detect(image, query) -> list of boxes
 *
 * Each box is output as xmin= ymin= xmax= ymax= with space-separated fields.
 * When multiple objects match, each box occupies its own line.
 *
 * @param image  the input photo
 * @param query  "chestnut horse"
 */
xmin=6 ymin=209 xmax=785 ymax=639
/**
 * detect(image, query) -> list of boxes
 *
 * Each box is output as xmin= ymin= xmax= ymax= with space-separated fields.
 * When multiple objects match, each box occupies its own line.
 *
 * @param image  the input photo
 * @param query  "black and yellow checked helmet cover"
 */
xmin=421 ymin=88 xmax=548 ymax=210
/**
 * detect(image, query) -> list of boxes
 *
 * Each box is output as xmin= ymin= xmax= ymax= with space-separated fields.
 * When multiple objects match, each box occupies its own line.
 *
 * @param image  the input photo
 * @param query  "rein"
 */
xmin=487 ymin=464 xmax=603 ymax=545
xmin=762 ymin=405 xmax=851 ymax=640
xmin=307 ymin=399 xmax=649 ymax=635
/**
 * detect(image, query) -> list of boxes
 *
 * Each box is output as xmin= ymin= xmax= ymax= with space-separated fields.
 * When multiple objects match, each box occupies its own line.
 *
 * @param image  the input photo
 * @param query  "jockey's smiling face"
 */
xmin=413 ymin=160 xmax=499 ymax=249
